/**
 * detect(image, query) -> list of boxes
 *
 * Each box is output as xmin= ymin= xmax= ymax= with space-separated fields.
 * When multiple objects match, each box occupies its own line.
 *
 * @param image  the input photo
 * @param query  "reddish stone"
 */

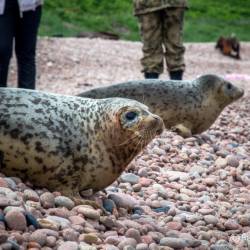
xmin=166 ymin=221 xmax=183 ymax=231
xmin=141 ymin=235 xmax=154 ymax=244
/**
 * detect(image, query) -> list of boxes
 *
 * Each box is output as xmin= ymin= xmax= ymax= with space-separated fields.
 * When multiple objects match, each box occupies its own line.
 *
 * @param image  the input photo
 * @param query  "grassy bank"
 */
xmin=40 ymin=0 xmax=250 ymax=42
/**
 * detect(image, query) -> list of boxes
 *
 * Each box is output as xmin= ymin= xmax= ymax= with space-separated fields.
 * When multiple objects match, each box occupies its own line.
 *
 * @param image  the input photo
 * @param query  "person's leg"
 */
xmin=0 ymin=0 xmax=17 ymax=87
xmin=15 ymin=6 xmax=42 ymax=89
xmin=162 ymin=8 xmax=186 ymax=80
xmin=137 ymin=11 xmax=164 ymax=79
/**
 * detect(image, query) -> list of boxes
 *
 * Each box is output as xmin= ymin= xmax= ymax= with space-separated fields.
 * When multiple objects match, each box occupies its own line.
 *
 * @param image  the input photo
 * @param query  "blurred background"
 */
xmin=40 ymin=0 xmax=250 ymax=41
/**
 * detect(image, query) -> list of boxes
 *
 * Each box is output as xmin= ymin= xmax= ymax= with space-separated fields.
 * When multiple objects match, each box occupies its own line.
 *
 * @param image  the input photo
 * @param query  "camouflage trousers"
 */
xmin=137 ymin=7 xmax=186 ymax=74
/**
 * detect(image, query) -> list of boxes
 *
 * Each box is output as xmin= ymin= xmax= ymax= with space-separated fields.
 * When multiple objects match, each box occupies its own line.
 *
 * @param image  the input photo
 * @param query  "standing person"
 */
xmin=0 ymin=0 xmax=43 ymax=89
xmin=133 ymin=0 xmax=188 ymax=80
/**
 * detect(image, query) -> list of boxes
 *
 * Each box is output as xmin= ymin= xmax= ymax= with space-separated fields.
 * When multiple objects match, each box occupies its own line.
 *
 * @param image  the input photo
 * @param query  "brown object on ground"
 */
xmin=215 ymin=35 xmax=241 ymax=59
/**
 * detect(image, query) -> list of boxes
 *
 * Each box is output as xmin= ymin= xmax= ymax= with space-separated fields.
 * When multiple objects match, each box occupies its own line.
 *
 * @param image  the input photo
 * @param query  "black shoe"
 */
xmin=144 ymin=72 xmax=159 ymax=79
xmin=169 ymin=70 xmax=183 ymax=80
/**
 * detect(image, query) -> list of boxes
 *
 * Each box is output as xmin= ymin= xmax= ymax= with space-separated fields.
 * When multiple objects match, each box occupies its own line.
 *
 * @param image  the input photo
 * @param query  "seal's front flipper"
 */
xmin=73 ymin=198 xmax=101 ymax=209
xmin=80 ymin=188 xmax=94 ymax=198
xmin=171 ymin=124 xmax=192 ymax=138
xmin=61 ymin=189 xmax=82 ymax=200
xmin=63 ymin=189 xmax=102 ymax=209
xmin=193 ymin=133 xmax=213 ymax=145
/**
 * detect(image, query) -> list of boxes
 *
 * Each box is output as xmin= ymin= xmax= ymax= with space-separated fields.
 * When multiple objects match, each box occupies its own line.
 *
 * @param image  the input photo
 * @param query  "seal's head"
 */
xmin=198 ymin=74 xmax=244 ymax=107
xmin=118 ymin=103 xmax=164 ymax=136
xmin=89 ymin=98 xmax=164 ymax=191
xmin=101 ymin=98 xmax=164 ymax=160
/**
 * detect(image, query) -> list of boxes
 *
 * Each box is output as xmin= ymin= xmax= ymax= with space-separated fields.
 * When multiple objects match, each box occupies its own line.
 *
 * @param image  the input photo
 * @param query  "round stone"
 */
xmin=238 ymin=214 xmax=250 ymax=226
xmin=160 ymin=237 xmax=189 ymax=248
xmin=125 ymin=228 xmax=141 ymax=243
xmin=57 ymin=241 xmax=79 ymax=250
xmin=5 ymin=210 xmax=27 ymax=231
xmin=77 ymin=207 xmax=100 ymax=220
xmin=55 ymin=196 xmax=75 ymax=210
xmin=226 ymin=155 xmax=239 ymax=168
xmin=30 ymin=230 xmax=47 ymax=247
xmin=204 ymin=215 xmax=218 ymax=225
xmin=40 ymin=192 xmax=55 ymax=209
xmin=120 ymin=173 xmax=140 ymax=185
xmin=23 ymin=189 xmax=40 ymax=202
xmin=62 ymin=228 xmax=79 ymax=241
xmin=108 ymin=193 xmax=138 ymax=209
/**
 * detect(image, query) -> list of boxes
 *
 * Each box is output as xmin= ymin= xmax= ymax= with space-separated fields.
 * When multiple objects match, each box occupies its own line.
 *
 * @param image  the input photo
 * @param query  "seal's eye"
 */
xmin=227 ymin=83 xmax=232 ymax=90
xmin=125 ymin=111 xmax=138 ymax=121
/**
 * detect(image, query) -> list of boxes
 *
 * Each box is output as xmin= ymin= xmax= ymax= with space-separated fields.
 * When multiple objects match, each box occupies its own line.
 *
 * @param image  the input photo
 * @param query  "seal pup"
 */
xmin=0 ymin=88 xmax=164 ymax=199
xmin=78 ymin=74 xmax=244 ymax=138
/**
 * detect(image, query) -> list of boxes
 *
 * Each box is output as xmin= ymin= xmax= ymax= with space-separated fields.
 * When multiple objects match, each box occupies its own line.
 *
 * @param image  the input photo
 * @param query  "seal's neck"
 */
xmin=109 ymin=133 xmax=147 ymax=174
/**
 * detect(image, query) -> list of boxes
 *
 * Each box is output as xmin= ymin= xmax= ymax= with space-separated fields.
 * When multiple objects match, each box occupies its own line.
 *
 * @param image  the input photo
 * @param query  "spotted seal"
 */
xmin=78 ymin=74 xmax=244 ymax=138
xmin=0 ymin=88 xmax=164 ymax=198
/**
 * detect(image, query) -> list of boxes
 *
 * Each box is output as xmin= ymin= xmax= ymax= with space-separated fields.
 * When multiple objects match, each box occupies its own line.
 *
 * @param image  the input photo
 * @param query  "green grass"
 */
xmin=184 ymin=0 xmax=250 ymax=41
xmin=39 ymin=0 xmax=250 ymax=42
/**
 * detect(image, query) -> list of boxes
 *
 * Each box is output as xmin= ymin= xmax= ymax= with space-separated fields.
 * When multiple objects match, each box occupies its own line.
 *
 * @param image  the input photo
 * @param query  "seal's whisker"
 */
xmin=140 ymin=138 xmax=145 ymax=153
xmin=114 ymin=133 xmax=141 ymax=147
xmin=142 ymin=94 xmax=145 ymax=103
xmin=149 ymin=130 xmax=154 ymax=140
xmin=130 ymin=137 xmax=143 ymax=158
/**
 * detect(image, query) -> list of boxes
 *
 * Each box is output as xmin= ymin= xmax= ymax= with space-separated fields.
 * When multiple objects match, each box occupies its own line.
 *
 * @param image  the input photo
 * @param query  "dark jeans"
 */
xmin=0 ymin=0 xmax=42 ymax=89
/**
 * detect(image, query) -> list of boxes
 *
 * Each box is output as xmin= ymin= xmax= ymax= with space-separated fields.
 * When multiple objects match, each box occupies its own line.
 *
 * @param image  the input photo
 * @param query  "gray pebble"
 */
xmin=160 ymin=237 xmax=189 ymax=249
xmin=55 ymin=196 xmax=75 ymax=210
xmin=120 ymin=173 xmax=140 ymax=185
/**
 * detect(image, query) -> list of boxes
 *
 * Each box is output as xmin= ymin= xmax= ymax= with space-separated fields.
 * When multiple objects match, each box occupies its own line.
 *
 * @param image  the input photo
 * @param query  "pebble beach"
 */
xmin=1 ymin=38 xmax=249 ymax=250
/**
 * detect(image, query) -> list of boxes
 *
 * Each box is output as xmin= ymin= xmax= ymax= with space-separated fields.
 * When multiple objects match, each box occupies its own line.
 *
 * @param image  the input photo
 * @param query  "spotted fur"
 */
xmin=79 ymin=74 xmax=244 ymax=138
xmin=0 ymin=88 xmax=164 ymax=198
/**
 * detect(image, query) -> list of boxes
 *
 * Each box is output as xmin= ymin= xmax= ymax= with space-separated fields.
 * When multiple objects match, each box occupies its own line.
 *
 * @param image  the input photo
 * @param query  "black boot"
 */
xmin=144 ymin=72 xmax=159 ymax=79
xmin=169 ymin=70 xmax=183 ymax=80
